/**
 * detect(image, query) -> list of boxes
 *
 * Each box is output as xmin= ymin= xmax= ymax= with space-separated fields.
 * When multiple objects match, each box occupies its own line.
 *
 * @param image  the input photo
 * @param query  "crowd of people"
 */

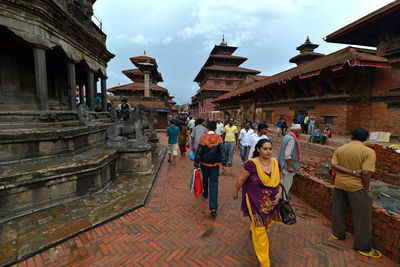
xmin=165 ymin=115 xmax=381 ymax=266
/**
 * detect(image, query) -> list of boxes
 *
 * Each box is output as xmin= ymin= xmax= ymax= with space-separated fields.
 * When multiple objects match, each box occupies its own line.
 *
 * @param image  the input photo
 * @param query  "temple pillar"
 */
xmin=144 ymin=71 xmax=150 ymax=97
xmin=87 ymin=70 xmax=95 ymax=111
xmin=67 ymin=61 xmax=77 ymax=111
xmin=101 ymin=77 xmax=107 ymax=111
xmin=33 ymin=46 xmax=48 ymax=111
xmin=79 ymin=84 xmax=84 ymax=104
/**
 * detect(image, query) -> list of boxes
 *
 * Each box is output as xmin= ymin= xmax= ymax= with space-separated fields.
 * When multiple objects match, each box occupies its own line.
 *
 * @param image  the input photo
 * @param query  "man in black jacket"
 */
xmin=194 ymin=121 xmax=226 ymax=217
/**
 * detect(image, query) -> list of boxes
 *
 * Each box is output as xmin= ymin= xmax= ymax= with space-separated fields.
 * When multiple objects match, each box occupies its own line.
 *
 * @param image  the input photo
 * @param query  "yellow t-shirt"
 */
xmin=223 ymin=125 xmax=238 ymax=142
xmin=331 ymin=140 xmax=376 ymax=191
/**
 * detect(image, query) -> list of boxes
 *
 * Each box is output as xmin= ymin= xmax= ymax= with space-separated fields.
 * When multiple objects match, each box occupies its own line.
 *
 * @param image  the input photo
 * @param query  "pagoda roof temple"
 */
xmin=289 ymin=36 xmax=325 ymax=66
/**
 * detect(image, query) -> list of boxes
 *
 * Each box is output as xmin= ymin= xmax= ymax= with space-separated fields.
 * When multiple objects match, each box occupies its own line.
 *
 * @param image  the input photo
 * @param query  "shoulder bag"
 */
xmin=279 ymin=184 xmax=297 ymax=225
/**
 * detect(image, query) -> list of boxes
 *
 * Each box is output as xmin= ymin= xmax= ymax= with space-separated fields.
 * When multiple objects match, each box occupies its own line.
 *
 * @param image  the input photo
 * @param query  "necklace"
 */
xmin=258 ymin=158 xmax=271 ymax=167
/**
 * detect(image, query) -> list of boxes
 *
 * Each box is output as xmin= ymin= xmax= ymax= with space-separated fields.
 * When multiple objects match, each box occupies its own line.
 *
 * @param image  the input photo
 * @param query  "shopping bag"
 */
xmin=189 ymin=150 xmax=195 ymax=161
xmin=330 ymin=168 xmax=336 ymax=185
xmin=190 ymin=169 xmax=196 ymax=192
xmin=193 ymin=168 xmax=203 ymax=198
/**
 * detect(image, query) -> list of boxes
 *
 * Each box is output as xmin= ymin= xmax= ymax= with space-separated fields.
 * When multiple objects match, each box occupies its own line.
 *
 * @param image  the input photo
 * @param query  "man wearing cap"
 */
xmin=277 ymin=124 xmax=302 ymax=197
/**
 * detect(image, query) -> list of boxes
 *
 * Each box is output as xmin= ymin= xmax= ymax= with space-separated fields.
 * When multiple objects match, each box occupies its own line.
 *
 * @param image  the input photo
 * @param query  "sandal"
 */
xmin=358 ymin=249 xmax=382 ymax=258
xmin=331 ymin=233 xmax=351 ymax=240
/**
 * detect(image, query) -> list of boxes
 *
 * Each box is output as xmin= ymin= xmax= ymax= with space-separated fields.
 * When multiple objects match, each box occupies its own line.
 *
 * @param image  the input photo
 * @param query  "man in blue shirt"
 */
xmin=166 ymin=120 xmax=180 ymax=165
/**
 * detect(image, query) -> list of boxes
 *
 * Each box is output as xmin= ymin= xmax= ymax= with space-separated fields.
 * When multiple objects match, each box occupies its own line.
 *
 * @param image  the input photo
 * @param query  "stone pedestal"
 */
xmin=117 ymin=144 xmax=153 ymax=175
xmin=148 ymin=134 xmax=160 ymax=158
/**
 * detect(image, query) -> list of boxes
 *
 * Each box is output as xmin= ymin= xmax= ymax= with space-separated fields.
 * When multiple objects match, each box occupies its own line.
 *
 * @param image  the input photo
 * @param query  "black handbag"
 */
xmin=279 ymin=184 xmax=297 ymax=225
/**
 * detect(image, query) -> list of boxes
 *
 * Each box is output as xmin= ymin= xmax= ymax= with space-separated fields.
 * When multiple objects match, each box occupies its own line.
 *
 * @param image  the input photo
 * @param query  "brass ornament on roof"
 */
xmin=221 ymin=35 xmax=227 ymax=46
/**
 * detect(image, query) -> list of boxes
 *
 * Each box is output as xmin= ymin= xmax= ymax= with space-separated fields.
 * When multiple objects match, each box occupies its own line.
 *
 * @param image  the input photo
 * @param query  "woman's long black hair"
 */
xmin=252 ymin=138 xmax=273 ymax=158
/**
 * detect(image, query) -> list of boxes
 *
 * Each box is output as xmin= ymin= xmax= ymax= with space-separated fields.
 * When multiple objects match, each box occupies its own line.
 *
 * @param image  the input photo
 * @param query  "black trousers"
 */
xmin=332 ymin=188 xmax=372 ymax=252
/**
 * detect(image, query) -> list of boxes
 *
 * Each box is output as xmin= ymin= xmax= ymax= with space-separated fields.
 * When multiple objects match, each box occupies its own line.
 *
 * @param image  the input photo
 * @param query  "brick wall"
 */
xmin=291 ymin=172 xmax=400 ymax=263
xmin=367 ymin=144 xmax=400 ymax=185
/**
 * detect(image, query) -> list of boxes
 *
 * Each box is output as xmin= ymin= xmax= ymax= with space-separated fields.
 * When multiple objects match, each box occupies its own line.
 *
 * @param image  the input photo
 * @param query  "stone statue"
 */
xmin=106 ymin=104 xmax=155 ymax=142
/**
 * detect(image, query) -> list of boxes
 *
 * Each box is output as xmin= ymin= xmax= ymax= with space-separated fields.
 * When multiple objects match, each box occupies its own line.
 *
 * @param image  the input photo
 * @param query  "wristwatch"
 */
xmin=352 ymin=170 xmax=356 ymax=175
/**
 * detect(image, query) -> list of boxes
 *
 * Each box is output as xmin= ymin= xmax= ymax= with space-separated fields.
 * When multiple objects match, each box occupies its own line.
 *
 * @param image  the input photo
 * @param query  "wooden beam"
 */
xmin=294 ymin=79 xmax=310 ymax=97
xmin=308 ymin=79 xmax=321 ymax=97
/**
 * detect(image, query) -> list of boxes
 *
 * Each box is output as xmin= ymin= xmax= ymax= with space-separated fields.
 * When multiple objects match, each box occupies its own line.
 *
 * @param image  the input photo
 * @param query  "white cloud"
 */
xmin=161 ymin=37 xmax=173 ymax=44
xmin=129 ymin=34 xmax=153 ymax=46
xmin=116 ymin=34 xmax=127 ymax=39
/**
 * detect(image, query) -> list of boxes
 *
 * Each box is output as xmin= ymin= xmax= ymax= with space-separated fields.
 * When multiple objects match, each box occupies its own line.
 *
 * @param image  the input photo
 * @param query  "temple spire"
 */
xmin=143 ymin=50 xmax=146 ymax=56
xmin=220 ymin=35 xmax=227 ymax=46
xmin=289 ymin=36 xmax=324 ymax=65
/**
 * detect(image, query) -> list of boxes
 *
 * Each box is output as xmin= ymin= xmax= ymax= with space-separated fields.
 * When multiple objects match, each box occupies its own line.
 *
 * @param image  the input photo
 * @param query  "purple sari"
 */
xmin=241 ymin=160 xmax=282 ymax=228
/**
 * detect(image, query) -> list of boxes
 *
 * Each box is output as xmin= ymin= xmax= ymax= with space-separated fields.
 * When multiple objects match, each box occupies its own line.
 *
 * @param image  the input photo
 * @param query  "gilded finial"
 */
xmin=143 ymin=50 xmax=146 ymax=56
xmin=221 ymin=34 xmax=227 ymax=46
xmin=305 ymin=36 xmax=311 ymax=44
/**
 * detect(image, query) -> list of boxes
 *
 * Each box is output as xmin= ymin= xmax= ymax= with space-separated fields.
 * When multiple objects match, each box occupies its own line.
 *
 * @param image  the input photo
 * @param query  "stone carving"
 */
xmin=39 ymin=111 xmax=58 ymax=122
xmin=77 ymin=104 xmax=90 ymax=125
xmin=109 ymin=106 xmax=119 ymax=122
xmin=106 ymin=105 xmax=157 ymax=148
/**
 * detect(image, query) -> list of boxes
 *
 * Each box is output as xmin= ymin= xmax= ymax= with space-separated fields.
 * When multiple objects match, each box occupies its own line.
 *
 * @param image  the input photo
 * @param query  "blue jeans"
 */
xmin=200 ymin=165 xmax=219 ymax=211
xmin=240 ymin=145 xmax=249 ymax=162
xmin=308 ymin=123 xmax=315 ymax=136
xmin=224 ymin=141 xmax=235 ymax=165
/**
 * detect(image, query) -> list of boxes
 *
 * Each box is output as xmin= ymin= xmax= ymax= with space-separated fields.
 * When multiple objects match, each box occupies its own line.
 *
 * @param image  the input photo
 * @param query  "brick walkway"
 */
xmin=15 ymin=135 xmax=396 ymax=266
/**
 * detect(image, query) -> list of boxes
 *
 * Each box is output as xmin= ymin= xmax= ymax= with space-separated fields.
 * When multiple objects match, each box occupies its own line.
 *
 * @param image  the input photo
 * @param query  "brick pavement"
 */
xmin=14 ymin=134 xmax=397 ymax=266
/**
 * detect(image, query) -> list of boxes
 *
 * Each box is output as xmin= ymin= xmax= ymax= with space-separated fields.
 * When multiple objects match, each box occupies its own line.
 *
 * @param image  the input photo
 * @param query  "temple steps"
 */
xmin=0 ymin=145 xmax=119 ymax=224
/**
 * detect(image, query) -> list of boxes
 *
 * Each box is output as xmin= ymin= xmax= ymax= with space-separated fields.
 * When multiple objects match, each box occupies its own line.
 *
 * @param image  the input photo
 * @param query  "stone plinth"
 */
xmin=0 ymin=147 xmax=118 ymax=223
xmin=148 ymin=134 xmax=160 ymax=158
xmin=117 ymin=144 xmax=153 ymax=175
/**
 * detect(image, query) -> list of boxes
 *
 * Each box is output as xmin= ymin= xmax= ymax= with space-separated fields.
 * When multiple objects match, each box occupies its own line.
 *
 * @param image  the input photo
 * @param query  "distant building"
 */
xmin=107 ymin=52 xmax=175 ymax=129
xmin=190 ymin=37 xmax=261 ymax=120
xmin=213 ymin=2 xmax=400 ymax=137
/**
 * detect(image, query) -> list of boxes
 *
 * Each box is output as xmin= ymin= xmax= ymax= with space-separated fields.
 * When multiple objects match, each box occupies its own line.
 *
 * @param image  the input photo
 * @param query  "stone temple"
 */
xmin=0 ymin=2 xmax=161 ymax=261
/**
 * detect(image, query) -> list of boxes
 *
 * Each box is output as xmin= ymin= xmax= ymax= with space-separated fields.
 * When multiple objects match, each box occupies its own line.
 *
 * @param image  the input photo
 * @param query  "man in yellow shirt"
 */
xmin=331 ymin=127 xmax=381 ymax=258
xmin=222 ymin=118 xmax=238 ymax=167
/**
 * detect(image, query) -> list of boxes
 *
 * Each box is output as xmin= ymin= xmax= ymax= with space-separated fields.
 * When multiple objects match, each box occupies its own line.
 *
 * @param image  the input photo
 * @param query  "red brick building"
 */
xmin=190 ymin=37 xmax=261 ymax=119
xmin=214 ymin=2 xmax=400 ymax=138
xmin=107 ymin=53 xmax=175 ymax=129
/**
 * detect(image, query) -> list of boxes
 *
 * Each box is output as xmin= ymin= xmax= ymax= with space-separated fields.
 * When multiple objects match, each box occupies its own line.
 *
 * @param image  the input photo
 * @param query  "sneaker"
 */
xmin=358 ymin=249 xmax=382 ymax=258
xmin=210 ymin=209 xmax=217 ymax=217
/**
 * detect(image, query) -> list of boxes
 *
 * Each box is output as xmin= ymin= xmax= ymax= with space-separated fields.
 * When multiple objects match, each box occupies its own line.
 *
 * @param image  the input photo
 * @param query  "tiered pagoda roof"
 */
xmin=122 ymin=68 xmax=163 ymax=83
xmin=194 ymin=37 xmax=261 ymax=87
xmin=107 ymin=83 xmax=168 ymax=94
xmin=289 ymin=36 xmax=325 ymax=65
xmin=107 ymin=51 xmax=167 ymax=96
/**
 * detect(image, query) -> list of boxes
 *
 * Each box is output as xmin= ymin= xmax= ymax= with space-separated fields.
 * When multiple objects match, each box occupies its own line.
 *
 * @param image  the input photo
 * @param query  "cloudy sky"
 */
xmin=93 ymin=0 xmax=393 ymax=105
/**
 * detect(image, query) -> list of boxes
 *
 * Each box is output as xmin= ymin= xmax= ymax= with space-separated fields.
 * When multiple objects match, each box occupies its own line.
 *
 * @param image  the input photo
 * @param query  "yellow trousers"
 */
xmin=246 ymin=194 xmax=270 ymax=267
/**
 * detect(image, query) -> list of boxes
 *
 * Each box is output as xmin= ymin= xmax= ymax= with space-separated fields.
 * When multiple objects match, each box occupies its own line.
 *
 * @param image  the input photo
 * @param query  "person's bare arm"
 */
xmin=272 ymin=172 xmax=284 ymax=205
xmin=360 ymin=170 xmax=372 ymax=192
xmin=235 ymin=133 xmax=239 ymax=146
xmin=331 ymin=163 xmax=361 ymax=177
xmin=232 ymin=168 xmax=250 ymax=200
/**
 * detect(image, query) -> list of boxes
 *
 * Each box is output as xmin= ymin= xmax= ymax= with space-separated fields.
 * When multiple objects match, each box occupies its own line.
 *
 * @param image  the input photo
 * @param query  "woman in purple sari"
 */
xmin=233 ymin=139 xmax=283 ymax=267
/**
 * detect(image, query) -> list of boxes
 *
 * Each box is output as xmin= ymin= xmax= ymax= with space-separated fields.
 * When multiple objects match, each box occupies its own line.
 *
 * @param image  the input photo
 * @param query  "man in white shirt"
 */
xmin=188 ymin=117 xmax=196 ymax=134
xmin=238 ymin=121 xmax=254 ymax=164
xmin=215 ymin=119 xmax=224 ymax=136
xmin=247 ymin=123 xmax=269 ymax=159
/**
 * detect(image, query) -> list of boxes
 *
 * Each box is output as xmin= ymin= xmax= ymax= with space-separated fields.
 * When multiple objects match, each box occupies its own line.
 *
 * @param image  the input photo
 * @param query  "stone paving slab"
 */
xmin=0 ymin=146 xmax=166 ymax=267
xmin=12 ymin=134 xmax=396 ymax=267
